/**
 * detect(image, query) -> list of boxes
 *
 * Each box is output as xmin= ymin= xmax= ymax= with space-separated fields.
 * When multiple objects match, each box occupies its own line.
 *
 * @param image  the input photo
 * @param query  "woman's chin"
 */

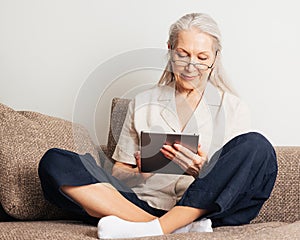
xmin=176 ymin=83 xmax=196 ymax=93
xmin=178 ymin=79 xmax=199 ymax=91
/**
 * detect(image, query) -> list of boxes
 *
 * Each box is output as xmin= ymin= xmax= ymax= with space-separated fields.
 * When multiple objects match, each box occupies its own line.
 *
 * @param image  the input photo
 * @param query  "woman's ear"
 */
xmin=167 ymin=42 xmax=171 ymax=49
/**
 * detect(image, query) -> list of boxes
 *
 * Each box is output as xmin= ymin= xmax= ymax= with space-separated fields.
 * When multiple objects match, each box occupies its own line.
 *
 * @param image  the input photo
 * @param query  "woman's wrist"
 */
xmin=112 ymin=166 xmax=145 ymax=187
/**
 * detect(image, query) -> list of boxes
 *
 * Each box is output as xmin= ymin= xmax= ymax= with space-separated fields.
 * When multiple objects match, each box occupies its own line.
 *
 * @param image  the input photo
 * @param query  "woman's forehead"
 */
xmin=176 ymin=29 xmax=214 ymax=53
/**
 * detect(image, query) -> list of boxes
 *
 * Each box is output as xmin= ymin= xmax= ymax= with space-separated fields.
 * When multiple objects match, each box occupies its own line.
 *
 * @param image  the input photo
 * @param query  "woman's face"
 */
xmin=171 ymin=28 xmax=216 ymax=92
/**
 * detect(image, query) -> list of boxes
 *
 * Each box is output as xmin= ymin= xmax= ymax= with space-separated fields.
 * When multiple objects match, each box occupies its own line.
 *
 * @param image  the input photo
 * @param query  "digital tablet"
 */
xmin=140 ymin=131 xmax=199 ymax=174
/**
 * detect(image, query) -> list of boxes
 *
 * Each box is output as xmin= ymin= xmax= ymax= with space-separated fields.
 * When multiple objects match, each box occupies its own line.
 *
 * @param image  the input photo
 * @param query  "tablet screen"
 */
xmin=140 ymin=131 xmax=199 ymax=174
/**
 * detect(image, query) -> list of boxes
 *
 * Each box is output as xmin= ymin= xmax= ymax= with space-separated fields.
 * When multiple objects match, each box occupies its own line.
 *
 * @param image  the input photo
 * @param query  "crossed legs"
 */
xmin=38 ymin=148 xmax=207 ymax=236
xmin=39 ymin=132 xmax=277 ymax=238
xmin=61 ymin=183 xmax=206 ymax=234
xmin=61 ymin=183 xmax=156 ymax=222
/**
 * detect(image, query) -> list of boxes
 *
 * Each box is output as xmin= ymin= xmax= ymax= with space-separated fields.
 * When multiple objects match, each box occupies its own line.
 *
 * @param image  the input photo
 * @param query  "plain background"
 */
xmin=0 ymin=0 xmax=299 ymax=146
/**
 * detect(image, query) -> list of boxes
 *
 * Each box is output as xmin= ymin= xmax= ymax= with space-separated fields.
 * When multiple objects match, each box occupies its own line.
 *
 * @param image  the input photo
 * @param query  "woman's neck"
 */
xmin=175 ymin=83 xmax=206 ymax=99
xmin=175 ymin=84 xmax=205 ymax=131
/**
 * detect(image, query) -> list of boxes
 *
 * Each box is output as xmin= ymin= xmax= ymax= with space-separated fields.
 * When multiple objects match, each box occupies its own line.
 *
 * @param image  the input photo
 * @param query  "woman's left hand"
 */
xmin=160 ymin=143 xmax=208 ymax=178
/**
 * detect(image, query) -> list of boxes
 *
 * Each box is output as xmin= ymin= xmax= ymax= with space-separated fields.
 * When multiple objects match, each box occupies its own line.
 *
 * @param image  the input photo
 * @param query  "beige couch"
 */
xmin=0 ymin=98 xmax=299 ymax=240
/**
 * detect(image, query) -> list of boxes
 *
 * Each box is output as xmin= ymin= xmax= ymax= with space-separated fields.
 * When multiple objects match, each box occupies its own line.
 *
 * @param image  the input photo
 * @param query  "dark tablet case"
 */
xmin=140 ymin=131 xmax=199 ymax=174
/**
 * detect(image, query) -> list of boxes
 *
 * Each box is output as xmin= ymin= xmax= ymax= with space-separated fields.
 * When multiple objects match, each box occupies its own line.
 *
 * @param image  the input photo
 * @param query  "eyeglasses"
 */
xmin=172 ymin=51 xmax=218 ymax=71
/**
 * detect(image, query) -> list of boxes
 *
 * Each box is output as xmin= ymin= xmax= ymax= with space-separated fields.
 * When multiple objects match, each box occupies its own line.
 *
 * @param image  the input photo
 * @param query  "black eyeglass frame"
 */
xmin=171 ymin=50 xmax=219 ymax=71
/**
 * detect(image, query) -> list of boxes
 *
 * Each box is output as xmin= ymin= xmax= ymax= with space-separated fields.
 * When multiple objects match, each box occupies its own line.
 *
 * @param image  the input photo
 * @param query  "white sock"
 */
xmin=172 ymin=218 xmax=213 ymax=234
xmin=190 ymin=218 xmax=213 ymax=232
xmin=97 ymin=216 xmax=163 ymax=239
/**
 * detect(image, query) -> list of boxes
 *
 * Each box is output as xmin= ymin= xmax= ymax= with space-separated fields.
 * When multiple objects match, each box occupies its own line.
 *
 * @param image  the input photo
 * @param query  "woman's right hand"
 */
xmin=111 ymin=152 xmax=153 ymax=187
xmin=134 ymin=151 xmax=153 ymax=180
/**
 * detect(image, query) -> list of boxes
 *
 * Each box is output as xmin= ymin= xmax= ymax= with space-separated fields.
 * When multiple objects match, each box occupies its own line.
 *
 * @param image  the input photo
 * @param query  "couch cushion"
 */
xmin=0 ymin=221 xmax=299 ymax=240
xmin=253 ymin=146 xmax=300 ymax=223
xmin=104 ymin=98 xmax=130 ymax=172
xmin=0 ymin=203 xmax=15 ymax=221
xmin=0 ymin=103 xmax=100 ymax=220
xmin=0 ymin=221 xmax=97 ymax=240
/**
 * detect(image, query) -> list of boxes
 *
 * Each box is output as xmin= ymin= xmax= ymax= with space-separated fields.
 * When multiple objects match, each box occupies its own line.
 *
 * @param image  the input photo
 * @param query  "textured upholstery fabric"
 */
xmin=0 ymin=204 xmax=15 ymax=221
xmin=0 ymin=221 xmax=299 ymax=240
xmin=0 ymin=221 xmax=97 ymax=240
xmin=106 ymin=98 xmax=131 ymax=158
xmin=104 ymin=98 xmax=130 ymax=172
xmin=0 ymin=103 xmax=100 ymax=220
xmin=253 ymin=146 xmax=300 ymax=223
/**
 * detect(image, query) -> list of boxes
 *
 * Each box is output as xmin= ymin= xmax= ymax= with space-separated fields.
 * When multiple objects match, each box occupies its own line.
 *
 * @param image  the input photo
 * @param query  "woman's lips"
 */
xmin=180 ymin=73 xmax=199 ymax=81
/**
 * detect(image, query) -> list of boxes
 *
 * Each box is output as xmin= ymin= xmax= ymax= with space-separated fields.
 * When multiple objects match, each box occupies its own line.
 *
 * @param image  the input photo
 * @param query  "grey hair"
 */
xmin=158 ymin=13 xmax=236 ymax=95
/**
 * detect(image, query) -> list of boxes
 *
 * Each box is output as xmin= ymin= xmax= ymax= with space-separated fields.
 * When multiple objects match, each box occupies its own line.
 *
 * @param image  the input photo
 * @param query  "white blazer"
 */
xmin=112 ymin=82 xmax=252 ymax=211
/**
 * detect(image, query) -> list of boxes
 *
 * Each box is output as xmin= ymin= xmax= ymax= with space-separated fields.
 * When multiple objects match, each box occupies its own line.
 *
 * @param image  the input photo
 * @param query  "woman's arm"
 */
xmin=112 ymin=162 xmax=145 ymax=188
xmin=112 ymin=152 xmax=153 ymax=188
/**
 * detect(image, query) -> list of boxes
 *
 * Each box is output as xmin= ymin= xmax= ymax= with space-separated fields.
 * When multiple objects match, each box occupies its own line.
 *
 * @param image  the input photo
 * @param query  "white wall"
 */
xmin=0 ymin=0 xmax=299 ymax=146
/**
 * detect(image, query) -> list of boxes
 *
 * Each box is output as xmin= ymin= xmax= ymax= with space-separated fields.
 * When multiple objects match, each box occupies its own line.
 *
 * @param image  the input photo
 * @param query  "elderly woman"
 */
xmin=38 ymin=13 xmax=277 ymax=239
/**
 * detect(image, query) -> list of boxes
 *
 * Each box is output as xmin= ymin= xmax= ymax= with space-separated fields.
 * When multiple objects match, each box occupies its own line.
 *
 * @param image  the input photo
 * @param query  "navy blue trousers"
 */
xmin=38 ymin=132 xmax=277 ymax=228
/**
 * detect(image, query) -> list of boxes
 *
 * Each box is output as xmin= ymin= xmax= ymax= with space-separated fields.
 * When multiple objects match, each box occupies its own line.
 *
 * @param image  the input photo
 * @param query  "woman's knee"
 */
xmin=244 ymin=132 xmax=276 ymax=157
xmin=215 ymin=132 xmax=277 ymax=175
xmin=38 ymin=148 xmax=73 ymax=178
xmin=243 ymin=132 xmax=272 ymax=146
xmin=231 ymin=132 xmax=275 ymax=156
xmin=236 ymin=132 xmax=277 ymax=172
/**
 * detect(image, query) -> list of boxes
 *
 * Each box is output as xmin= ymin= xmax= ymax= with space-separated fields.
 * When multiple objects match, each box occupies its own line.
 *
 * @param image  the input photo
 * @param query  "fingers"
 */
xmin=185 ymin=165 xmax=200 ymax=178
xmin=134 ymin=151 xmax=153 ymax=179
xmin=134 ymin=151 xmax=141 ymax=160
xmin=173 ymin=143 xmax=197 ymax=160
xmin=160 ymin=144 xmax=194 ymax=170
xmin=159 ymin=147 xmax=187 ymax=170
xmin=197 ymin=144 xmax=208 ymax=161
xmin=173 ymin=143 xmax=206 ymax=167
xmin=134 ymin=151 xmax=141 ymax=171
xmin=160 ymin=143 xmax=208 ymax=177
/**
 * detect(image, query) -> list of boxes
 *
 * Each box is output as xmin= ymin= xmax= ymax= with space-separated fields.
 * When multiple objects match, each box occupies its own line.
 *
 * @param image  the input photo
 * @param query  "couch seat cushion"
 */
xmin=0 ymin=221 xmax=299 ymax=240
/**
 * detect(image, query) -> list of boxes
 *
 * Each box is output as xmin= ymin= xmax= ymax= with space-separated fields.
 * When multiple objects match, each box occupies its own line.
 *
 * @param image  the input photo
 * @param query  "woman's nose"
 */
xmin=185 ymin=56 xmax=199 ymax=72
xmin=185 ymin=62 xmax=197 ymax=72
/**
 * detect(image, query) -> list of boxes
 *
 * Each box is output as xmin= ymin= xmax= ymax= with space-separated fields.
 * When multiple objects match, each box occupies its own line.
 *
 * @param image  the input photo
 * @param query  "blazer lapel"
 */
xmin=158 ymin=81 xmax=223 ymax=133
xmin=203 ymin=81 xmax=223 ymax=107
xmin=158 ymin=83 xmax=181 ymax=132
xmin=196 ymin=82 xmax=224 ymax=131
